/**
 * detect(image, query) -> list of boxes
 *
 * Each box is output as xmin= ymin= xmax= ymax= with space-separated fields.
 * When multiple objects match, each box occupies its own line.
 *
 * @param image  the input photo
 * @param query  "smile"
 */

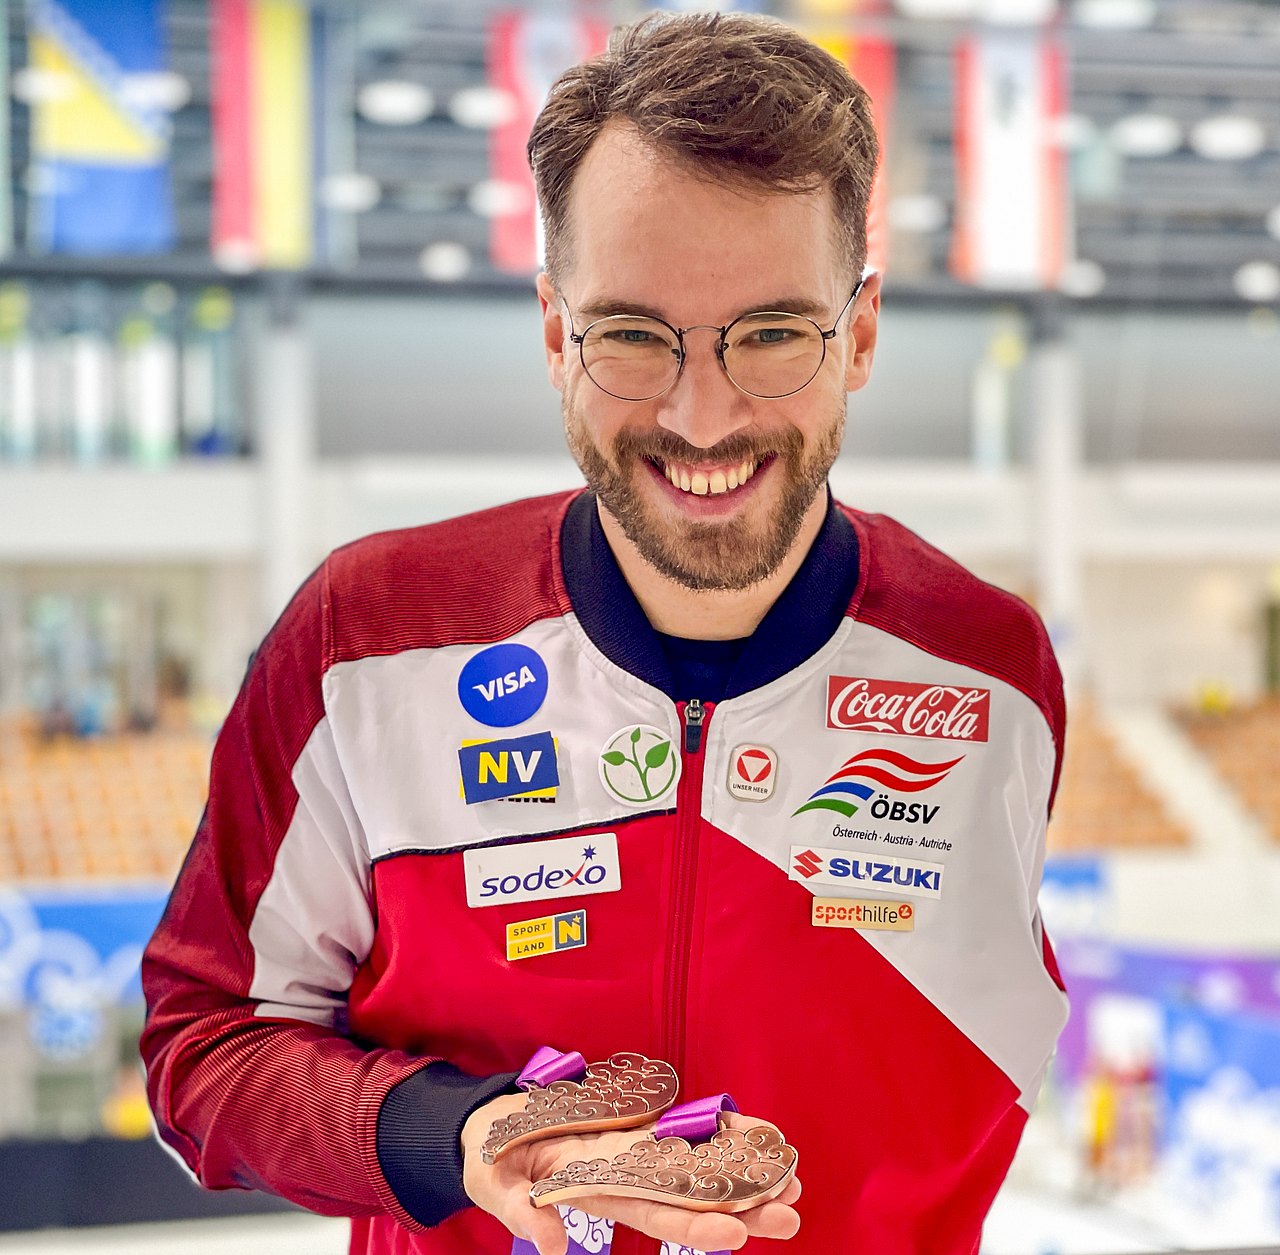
xmin=649 ymin=456 xmax=763 ymax=496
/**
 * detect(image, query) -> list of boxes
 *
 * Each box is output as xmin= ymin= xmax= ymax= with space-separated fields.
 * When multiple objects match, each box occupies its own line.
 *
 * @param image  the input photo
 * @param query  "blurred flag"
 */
xmin=950 ymin=32 xmax=1069 ymax=290
xmin=212 ymin=0 xmax=345 ymax=270
xmin=799 ymin=0 xmax=896 ymax=278
xmin=28 ymin=0 xmax=175 ymax=255
xmin=488 ymin=14 xmax=609 ymax=274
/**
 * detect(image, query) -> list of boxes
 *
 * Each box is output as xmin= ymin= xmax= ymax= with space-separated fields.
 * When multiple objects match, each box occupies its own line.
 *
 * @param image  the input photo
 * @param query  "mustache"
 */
xmin=611 ymin=426 xmax=802 ymax=465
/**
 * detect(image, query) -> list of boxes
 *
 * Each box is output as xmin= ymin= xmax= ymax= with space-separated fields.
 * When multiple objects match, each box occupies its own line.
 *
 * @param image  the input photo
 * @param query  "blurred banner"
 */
xmin=1160 ymin=1005 xmax=1280 ymax=1242
xmin=488 ymin=13 xmax=609 ymax=274
xmin=950 ymin=32 xmax=1068 ymax=290
xmin=28 ymin=0 xmax=175 ymax=255
xmin=212 ymin=0 xmax=347 ymax=270
xmin=800 ymin=0 xmax=896 ymax=278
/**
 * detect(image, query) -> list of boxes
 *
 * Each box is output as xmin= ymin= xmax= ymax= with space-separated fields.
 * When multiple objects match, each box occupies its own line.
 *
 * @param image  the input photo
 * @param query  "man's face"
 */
xmin=538 ymin=123 xmax=879 ymax=592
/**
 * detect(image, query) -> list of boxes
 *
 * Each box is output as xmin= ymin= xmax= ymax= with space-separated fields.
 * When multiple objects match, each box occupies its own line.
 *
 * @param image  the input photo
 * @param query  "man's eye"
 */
xmin=753 ymin=328 xmax=792 ymax=345
xmin=608 ymin=329 xmax=656 ymax=344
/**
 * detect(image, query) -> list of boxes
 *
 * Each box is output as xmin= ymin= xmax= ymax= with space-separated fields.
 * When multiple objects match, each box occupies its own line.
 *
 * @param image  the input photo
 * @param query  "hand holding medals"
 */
xmin=460 ymin=1049 xmax=802 ymax=1255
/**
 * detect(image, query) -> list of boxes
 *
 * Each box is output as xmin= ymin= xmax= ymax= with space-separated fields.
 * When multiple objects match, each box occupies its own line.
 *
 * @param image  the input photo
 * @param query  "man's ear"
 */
xmin=536 ymin=272 xmax=566 ymax=391
xmin=844 ymin=271 xmax=882 ymax=395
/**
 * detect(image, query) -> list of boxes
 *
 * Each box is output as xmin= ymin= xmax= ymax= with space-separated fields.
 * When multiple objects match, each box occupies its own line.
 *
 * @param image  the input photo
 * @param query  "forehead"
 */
xmin=560 ymin=122 xmax=843 ymax=321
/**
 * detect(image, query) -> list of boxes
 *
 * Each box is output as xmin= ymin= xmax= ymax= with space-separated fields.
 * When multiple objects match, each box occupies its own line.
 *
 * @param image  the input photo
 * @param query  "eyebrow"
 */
xmin=573 ymin=295 xmax=833 ymax=324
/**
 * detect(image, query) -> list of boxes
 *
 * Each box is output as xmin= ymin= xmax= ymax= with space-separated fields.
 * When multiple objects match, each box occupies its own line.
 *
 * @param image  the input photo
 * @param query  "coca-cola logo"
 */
xmin=826 ymin=677 xmax=990 ymax=743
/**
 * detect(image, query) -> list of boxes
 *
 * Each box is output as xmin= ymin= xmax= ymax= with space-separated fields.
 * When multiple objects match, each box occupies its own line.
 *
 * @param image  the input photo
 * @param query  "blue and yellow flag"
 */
xmin=29 ymin=0 xmax=175 ymax=254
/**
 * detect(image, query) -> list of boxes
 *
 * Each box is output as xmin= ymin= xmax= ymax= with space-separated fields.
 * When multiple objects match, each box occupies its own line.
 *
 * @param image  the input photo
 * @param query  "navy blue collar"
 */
xmin=560 ymin=490 xmax=859 ymax=701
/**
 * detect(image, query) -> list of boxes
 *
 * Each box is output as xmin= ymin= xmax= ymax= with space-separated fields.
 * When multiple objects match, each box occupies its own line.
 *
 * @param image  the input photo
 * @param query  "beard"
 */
xmin=563 ymin=393 xmax=844 ymax=592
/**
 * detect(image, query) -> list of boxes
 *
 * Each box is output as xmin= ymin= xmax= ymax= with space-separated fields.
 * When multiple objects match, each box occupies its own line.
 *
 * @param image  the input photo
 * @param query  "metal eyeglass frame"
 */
xmin=562 ymin=278 xmax=865 ymax=402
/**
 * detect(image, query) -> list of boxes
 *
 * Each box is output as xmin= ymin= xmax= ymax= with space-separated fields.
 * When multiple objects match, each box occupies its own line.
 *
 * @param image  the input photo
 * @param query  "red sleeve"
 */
xmin=139 ymin=565 xmax=432 ymax=1227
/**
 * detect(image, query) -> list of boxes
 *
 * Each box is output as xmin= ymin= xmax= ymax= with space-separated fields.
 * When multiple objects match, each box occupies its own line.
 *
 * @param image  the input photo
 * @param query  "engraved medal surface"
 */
xmin=482 ymin=1052 xmax=679 ymax=1164
xmin=530 ymin=1125 xmax=798 ymax=1214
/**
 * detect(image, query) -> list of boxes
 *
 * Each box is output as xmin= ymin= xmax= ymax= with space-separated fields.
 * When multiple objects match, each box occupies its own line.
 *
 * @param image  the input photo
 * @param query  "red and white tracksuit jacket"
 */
xmin=141 ymin=489 xmax=1068 ymax=1255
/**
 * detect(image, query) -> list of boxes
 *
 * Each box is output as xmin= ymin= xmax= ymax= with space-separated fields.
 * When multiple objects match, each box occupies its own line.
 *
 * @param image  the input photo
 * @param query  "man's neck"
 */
xmin=596 ymin=492 xmax=829 ymax=641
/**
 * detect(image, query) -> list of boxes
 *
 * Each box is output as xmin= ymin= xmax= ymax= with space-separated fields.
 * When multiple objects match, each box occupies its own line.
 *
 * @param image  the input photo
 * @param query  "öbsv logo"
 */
xmin=598 ymin=724 xmax=681 ymax=807
xmin=457 ymin=643 xmax=548 ymax=727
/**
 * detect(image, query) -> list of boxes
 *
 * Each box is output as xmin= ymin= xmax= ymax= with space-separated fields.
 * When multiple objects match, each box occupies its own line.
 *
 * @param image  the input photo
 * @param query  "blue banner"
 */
xmin=1159 ymin=1004 xmax=1280 ymax=1241
xmin=0 ymin=883 xmax=167 ymax=1010
xmin=29 ymin=0 xmax=175 ymax=254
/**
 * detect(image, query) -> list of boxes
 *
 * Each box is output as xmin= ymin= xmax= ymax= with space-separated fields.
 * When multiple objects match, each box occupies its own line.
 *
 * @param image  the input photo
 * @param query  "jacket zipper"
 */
xmin=616 ymin=699 xmax=710 ymax=1255
xmin=664 ymin=697 xmax=710 ymax=1098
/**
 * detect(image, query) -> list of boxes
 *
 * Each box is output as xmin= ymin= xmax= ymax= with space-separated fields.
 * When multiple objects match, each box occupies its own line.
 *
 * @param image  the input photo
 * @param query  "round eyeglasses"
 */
xmin=563 ymin=281 xmax=864 ymax=402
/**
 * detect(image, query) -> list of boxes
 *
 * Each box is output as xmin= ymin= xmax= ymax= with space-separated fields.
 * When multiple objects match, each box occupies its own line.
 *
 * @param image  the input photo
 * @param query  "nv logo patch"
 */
xmin=458 ymin=731 xmax=559 ymax=804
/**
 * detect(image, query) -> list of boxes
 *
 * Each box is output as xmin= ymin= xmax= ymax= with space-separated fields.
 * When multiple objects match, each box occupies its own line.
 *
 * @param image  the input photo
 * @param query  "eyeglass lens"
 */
xmin=579 ymin=313 xmax=828 ymax=400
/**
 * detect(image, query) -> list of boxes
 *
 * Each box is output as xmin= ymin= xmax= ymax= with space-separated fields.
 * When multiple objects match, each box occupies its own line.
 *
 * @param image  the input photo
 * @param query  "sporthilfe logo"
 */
xmin=792 ymin=747 xmax=961 ymax=819
xmin=788 ymin=846 xmax=945 ymax=900
xmin=826 ymin=677 xmax=990 ymax=742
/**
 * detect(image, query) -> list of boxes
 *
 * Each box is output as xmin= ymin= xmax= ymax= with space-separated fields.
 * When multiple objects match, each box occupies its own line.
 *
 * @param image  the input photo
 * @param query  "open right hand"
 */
xmin=461 ymin=1093 xmax=802 ymax=1255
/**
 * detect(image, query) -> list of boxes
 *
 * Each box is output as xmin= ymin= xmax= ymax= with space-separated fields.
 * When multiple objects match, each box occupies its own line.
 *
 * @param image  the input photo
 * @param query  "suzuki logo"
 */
xmin=793 ymin=849 xmax=823 ymax=879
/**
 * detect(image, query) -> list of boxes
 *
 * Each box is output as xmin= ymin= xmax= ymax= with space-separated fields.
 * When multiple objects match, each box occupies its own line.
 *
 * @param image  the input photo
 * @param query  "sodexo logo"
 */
xmin=463 ymin=833 xmax=622 ymax=908
xmin=458 ymin=643 xmax=548 ymax=728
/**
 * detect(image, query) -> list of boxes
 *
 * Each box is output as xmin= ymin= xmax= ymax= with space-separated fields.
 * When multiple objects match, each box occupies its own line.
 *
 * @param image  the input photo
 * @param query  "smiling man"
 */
xmin=142 ymin=14 xmax=1068 ymax=1255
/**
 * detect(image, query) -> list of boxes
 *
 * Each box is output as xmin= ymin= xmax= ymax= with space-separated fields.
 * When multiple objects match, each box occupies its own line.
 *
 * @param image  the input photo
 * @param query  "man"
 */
xmin=142 ymin=13 xmax=1068 ymax=1255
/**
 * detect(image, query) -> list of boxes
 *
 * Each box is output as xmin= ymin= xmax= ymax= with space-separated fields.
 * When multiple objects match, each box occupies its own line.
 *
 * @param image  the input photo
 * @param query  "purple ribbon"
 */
xmin=517 ymin=1045 xmax=587 ymax=1091
xmin=654 ymin=1093 xmax=739 ymax=1143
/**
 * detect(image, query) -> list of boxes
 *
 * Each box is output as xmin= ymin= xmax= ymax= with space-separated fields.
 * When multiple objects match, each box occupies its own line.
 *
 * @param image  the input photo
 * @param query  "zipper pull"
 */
xmin=683 ymin=698 xmax=705 ymax=754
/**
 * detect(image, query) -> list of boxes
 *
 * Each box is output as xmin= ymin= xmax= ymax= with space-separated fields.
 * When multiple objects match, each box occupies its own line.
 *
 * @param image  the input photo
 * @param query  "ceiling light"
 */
xmin=357 ymin=80 xmax=433 ymax=126
xmin=119 ymin=71 xmax=191 ymax=112
xmin=1264 ymin=206 xmax=1280 ymax=241
xmin=1058 ymin=259 xmax=1106 ymax=298
xmin=449 ymin=86 xmax=519 ymax=130
xmin=1190 ymin=115 xmax=1266 ymax=161
xmin=1073 ymin=0 xmax=1156 ymax=29
xmin=887 ymin=194 xmax=947 ymax=233
xmin=1108 ymin=113 xmax=1182 ymax=157
xmin=419 ymin=242 xmax=471 ymax=283
xmin=319 ymin=172 xmax=381 ymax=213
xmin=978 ymin=0 xmax=1058 ymax=24
xmin=11 ymin=66 xmax=73 ymax=103
xmin=1233 ymin=261 xmax=1280 ymax=303
xmin=892 ymin=0 xmax=979 ymax=19
xmin=467 ymin=180 xmax=531 ymax=219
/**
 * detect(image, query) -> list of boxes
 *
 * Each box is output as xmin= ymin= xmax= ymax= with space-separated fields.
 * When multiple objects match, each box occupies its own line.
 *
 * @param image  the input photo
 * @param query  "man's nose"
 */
xmin=654 ymin=328 xmax=753 ymax=450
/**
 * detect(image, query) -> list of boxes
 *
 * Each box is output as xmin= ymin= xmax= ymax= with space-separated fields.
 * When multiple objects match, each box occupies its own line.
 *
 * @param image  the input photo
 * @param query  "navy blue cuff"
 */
xmin=376 ymin=1061 xmax=520 ymax=1228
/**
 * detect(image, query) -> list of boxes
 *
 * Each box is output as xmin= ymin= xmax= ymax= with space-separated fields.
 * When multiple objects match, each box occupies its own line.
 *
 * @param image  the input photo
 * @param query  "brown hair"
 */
xmin=527 ymin=12 xmax=879 ymax=285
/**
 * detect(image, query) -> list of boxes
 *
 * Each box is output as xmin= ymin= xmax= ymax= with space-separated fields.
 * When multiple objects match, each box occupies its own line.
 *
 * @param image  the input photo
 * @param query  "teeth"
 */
xmin=660 ymin=459 xmax=759 ymax=495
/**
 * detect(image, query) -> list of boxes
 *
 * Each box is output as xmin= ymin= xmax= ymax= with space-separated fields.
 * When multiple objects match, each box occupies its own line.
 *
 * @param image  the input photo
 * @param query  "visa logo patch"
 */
xmin=464 ymin=833 xmax=621 ymax=908
xmin=506 ymin=909 xmax=588 ymax=961
xmin=458 ymin=731 xmax=558 ymax=804
xmin=457 ymin=643 xmax=548 ymax=727
xmin=788 ymin=845 xmax=945 ymax=900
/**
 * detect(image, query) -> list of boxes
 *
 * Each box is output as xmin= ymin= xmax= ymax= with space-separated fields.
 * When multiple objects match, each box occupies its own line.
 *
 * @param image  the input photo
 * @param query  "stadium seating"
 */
xmin=1048 ymin=703 xmax=1189 ymax=850
xmin=0 ymin=720 xmax=210 ymax=881
xmin=1178 ymin=696 xmax=1280 ymax=844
